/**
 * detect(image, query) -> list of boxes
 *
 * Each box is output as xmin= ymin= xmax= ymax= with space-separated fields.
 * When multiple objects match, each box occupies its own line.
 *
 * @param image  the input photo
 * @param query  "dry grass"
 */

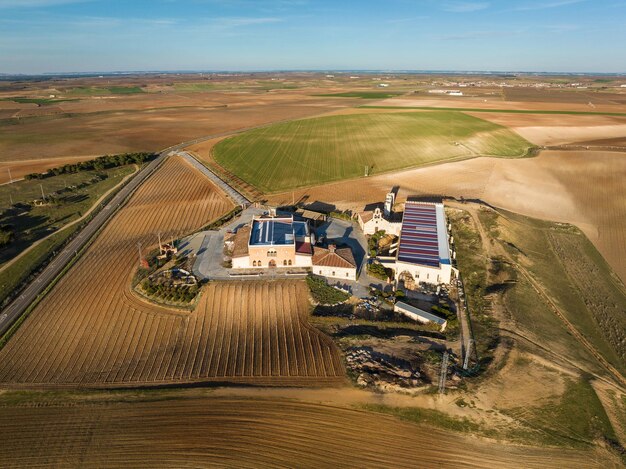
xmin=267 ymin=150 xmax=626 ymax=284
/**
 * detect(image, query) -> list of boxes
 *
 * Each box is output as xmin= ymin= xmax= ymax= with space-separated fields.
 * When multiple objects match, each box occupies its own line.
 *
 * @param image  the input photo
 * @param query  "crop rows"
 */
xmin=0 ymin=156 xmax=342 ymax=386
xmin=213 ymin=111 xmax=532 ymax=192
xmin=0 ymin=397 xmax=606 ymax=468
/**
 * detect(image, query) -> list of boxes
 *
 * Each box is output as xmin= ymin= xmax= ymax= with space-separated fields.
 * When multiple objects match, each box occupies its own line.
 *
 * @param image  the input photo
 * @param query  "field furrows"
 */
xmin=0 ymin=397 xmax=611 ymax=468
xmin=0 ymin=156 xmax=343 ymax=386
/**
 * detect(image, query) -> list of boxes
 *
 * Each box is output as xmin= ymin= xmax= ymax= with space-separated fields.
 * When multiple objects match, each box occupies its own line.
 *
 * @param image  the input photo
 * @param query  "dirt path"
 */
xmin=449 ymin=201 xmax=625 ymax=390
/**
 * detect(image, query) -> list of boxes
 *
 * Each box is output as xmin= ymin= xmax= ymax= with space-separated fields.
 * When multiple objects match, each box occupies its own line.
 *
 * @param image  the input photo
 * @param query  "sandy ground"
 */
xmin=267 ymin=150 xmax=626 ymax=284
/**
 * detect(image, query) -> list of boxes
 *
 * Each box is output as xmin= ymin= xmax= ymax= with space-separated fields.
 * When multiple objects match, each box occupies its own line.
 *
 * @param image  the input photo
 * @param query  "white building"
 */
xmin=393 ymin=201 xmax=453 ymax=286
xmin=394 ymin=302 xmax=447 ymax=331
xmin=311 ymin=244 xmax=357 ymax=281
xmin=356 ymin=191 xmax=402 ymax=236
xmin=358 ymin=197 xmax=455 ymax=287
xmin=229 ymin=214 xmax=357 ymax=280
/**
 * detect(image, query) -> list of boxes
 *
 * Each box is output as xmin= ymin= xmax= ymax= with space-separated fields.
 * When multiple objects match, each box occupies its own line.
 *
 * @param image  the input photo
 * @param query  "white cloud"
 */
xmin=514 ymin=0 xmax=585 ymax=11
xmin=442 ymin=2 xmax=490 ymax=12
xmin=0 ymin=0 xmax=92 ymax=7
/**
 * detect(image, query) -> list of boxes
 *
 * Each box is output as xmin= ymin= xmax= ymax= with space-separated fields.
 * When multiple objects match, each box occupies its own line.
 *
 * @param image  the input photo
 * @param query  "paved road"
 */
xmin=0 ymin=152 xmax=166 ymax=336
xmin=178 ymin=151 xmax=250 ymax=206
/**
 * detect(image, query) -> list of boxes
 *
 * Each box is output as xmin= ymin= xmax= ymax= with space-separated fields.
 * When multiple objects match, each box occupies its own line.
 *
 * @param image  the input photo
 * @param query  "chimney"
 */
xmin=328 ymin=244 xmax=336 ymax=253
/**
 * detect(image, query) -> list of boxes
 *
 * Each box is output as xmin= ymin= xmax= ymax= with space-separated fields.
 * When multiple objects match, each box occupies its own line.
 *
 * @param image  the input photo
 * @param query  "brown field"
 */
xmin=0 ymin=394 xmax=618 ymax=469
xmin=0 ymin=156 xmax=342 ymax=385
xmin=377 ymin=95 xmax=626 ymax=113
xmin=0 ymin=156 xmax=97 ymax=184
xmin=267 ymin=150 xmax=626 ymax=284
xmin=503 ymin=87 xmax=626 ymax=105
xmin=465 ymin=112 xmax=626 ymax=146
xmin=0 ymin=90 xmax=357 ymax=162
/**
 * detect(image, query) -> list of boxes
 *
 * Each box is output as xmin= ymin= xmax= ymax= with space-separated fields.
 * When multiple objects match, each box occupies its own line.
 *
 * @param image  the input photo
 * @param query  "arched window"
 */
xmin=252 ymin=260 xmax=257 ymax=267
xmin=283 ymin=260 xmax=288 ymax=266
xmin=288 ymin=260 xmax=292 ymax=266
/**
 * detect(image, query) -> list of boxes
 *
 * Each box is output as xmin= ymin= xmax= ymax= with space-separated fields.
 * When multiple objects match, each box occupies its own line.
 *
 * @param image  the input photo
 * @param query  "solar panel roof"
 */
xmin=250 ymin=219 xmax=295 ymax=245
xmin=397 ymin=203 xmax=441 ymax=267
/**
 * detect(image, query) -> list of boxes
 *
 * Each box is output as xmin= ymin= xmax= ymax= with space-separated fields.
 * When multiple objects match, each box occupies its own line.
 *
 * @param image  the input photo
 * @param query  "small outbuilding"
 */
xmin=394 ymin=301 xmax=447 ymax=331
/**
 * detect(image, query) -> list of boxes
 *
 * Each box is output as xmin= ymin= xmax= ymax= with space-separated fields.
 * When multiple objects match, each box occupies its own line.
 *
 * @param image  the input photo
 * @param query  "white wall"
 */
xmin=294 ymin=254 xmax=312 ymax=267
xmin=395 ymin=261 xmax=452 ymax=285
xmin=232 ymin=256 xmax=249 ymax=269
xmin=313 ymin=265 xmax=356 ymax=281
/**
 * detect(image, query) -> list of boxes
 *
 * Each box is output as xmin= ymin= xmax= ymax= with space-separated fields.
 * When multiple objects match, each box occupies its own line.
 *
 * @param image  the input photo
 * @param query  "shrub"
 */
xmin=306 ymin=275 xmax=350 ymax=305
xmin=367 ymin=261 xmax=392 ymax=281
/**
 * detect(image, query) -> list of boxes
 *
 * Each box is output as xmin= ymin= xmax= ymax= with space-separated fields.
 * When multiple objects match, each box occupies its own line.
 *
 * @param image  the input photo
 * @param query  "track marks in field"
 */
xmin=0 ymin=156 xmax=343 ymax=386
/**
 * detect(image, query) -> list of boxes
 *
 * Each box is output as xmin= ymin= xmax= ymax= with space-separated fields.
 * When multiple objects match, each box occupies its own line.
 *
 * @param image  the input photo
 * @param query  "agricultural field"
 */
xmin=267 ymin=150 xmax=626 ymax=285
xmin=315 ymin=91 xmax=406 ymax=99
xmin=211 ymin=111 xmax=532 ymax=192
xmin=0 ymin=392 xmax=615 ymax=469
xmin=0 ymin=84 xmax=359 ymax=162
xmin=0 ymin=156 xmax=342 ymax=386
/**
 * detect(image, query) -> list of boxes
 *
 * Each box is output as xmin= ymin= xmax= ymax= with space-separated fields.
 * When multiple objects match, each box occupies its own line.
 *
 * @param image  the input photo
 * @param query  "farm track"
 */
xmin=0 ymin=396 xmax=612 ymax=469
xmin=0 ymin=156 xmax=343 ymax=386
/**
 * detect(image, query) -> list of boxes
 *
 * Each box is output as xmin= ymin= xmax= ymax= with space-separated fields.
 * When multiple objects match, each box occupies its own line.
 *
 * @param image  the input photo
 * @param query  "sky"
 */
xmin=0 ymin=0 xmax=625 ymax=74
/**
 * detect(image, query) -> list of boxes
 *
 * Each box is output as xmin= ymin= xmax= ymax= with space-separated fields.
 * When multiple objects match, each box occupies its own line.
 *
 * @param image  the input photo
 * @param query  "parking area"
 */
xmin=178 ymin=207 xmax=390 ymax=298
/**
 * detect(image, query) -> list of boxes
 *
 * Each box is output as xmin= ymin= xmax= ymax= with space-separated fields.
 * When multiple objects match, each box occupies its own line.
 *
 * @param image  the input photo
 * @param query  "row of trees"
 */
xmin=25 ymin=152 xmax=155 ymax=180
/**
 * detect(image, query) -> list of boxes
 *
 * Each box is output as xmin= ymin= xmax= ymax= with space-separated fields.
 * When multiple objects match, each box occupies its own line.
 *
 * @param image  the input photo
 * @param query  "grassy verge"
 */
xmin=502 ymin=377 xmax=618 ymax=448
xmin=357 ymin=403 xmax=481 ymax=433
xmin=0 ymin=166 xmax=135 ymax=307
xmin=1 ymin=97 xmax=79 ymax=106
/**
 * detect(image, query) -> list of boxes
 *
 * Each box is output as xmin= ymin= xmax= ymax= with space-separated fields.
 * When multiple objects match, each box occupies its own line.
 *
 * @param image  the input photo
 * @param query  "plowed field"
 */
xmin=0 ymin=396 xmax=616 ymax=469
xmin=0 ymin=156 xmax=342 ymax=386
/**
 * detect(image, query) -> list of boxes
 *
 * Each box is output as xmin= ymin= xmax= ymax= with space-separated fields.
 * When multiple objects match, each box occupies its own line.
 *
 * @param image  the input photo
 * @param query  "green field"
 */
xmin=1 ymin=97 xmax=79 ymax=106
xmin=213 ymin=111 xmax=533 ymax=192
xmin=65 ymin=86 xmax=145 ymax=95
xmin=316 ymin=91 xmax=405 ymax=99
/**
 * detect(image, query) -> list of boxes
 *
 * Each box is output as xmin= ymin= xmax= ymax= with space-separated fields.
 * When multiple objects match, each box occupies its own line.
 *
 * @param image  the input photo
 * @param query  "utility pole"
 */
xmin=158 ymin=232 xmax=162 ymax=252
xmin=9 ymin=193 xmax=13 ymax=206
xmin=39 ymin=184 xmax=46 ymax=201
xmin=438 ymin=351 xmax=449 ymax=394
xmin=7 ymin=168 xmax=12 ymax=184
xmin=137 ymin=242 xmax=143 ymax=266
xmin=463 ymin=338 xmax=473 ymax=370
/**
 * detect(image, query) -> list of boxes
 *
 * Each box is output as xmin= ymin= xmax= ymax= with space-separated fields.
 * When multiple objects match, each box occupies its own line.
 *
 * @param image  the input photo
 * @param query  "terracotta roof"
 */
xmin=295 ymin=241 xmax=313 ymax=255
xmin=231 ymin=225 xmax=251 ymax=258
xmin=312 ymin=245 xmax=356 ymax=269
